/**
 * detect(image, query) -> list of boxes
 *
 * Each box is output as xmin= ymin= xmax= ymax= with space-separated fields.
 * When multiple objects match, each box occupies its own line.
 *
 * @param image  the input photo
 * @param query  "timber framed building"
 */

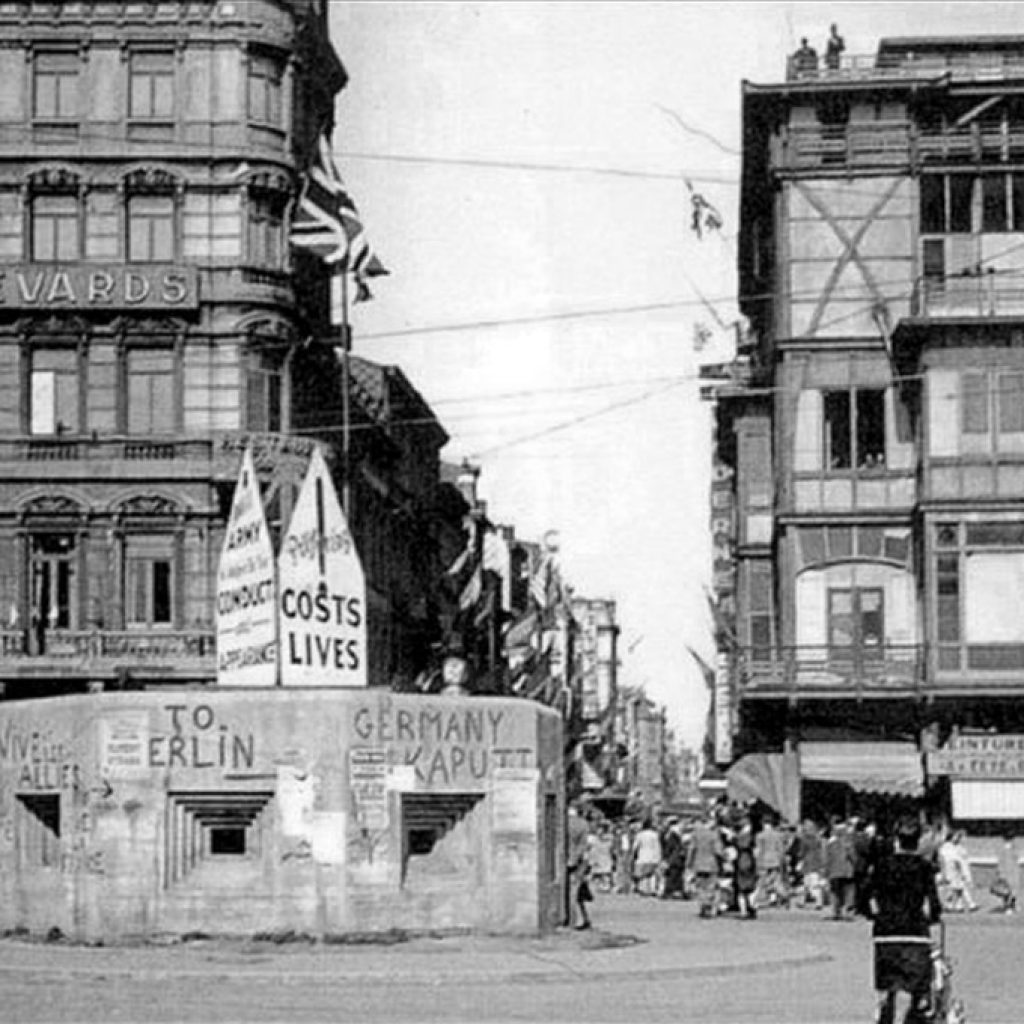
xmin=712 ymin=34 xmax=1024 ymax=828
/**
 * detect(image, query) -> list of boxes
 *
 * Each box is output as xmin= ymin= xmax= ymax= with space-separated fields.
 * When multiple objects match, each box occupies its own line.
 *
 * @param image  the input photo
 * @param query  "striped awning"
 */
xmin=800 ymin=741 xmax=923 ymax=797
xmin=726 ymin=753 xmax=800 ymax=823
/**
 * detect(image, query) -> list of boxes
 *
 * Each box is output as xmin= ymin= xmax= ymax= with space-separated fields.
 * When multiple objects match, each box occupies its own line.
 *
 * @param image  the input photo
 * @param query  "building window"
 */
xmin=247 ymin=51 xmax=284 ymax=127
xmin=124 ymin=535 xmax=174 ymax=627
xmin=30 ymin=348 xmax=79 ymax=435
xmin=828 ymin=587 xmax=884 ymax=659
xmin=126 ymin=348 xmax=175 ymax=434
xmin=956 ymin=370 xmax=1024 ymax=444
xmin=129 ymin=51 xmax=174 ymax=120
xmin=31 ymin=194 xmax=79 ymax=262
xmin=33 ymin=52 xmax=78 ymax=120
xmin=209 ymin=827 xmax=247 ymax=855
xmin=748 ymin=562 xmax=774 ymax=662
xmin=921 ymin=172 xmax=1024 ymax=235
xmin=245 ymin=349 xmax=283 ymax=433
xmin=247 ymin=192 xmax=285 ymax=267
xmin=127 ymin=195 xmax=174 ymax=262
xmin=933 ymin=521 xmax=1024 ymax=671
xmin=823 ymin=388 xmax=885 ymax=470
xmin=919 ymin=173 xmax=974 ymax=234
xmin=30 ymin=534 xmax=77 ymax=641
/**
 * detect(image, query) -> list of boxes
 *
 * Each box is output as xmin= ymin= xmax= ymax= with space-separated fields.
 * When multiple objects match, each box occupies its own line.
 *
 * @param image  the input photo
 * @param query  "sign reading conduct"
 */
xmin=216 ymin=448 xmax=278 ymax=687
xmin=278 ymin=447 xmax=367 ymax=687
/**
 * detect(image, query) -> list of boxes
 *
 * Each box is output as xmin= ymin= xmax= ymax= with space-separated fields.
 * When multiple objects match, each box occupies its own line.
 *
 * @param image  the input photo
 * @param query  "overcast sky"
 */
xmin=328 ymin=2 xmax=1022 ymax=751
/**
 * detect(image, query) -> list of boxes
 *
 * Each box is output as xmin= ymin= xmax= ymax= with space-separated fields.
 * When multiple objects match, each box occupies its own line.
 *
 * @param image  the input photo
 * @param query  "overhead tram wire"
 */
xmin=340 ymin=151 xmax=739 ymax=186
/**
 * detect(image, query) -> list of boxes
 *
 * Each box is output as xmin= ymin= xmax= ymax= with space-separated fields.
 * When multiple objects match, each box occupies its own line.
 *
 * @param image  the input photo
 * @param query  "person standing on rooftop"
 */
xmin=825 ymin=24 xmax=845 ymax=70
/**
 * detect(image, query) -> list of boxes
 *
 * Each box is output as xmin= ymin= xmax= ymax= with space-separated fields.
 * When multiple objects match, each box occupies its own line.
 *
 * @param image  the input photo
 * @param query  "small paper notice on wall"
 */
xmin=310 ymin=811 xmax=346 ymax=864
xmin=387 ymin=764 xmax=417 ymax=791
xmin=277 ymin=765 xmax=316 ymax=837
xmin=99 ymin=712 xmax=150 ymax=778
xmin=491 ymin=768 xmax=539 ymax=835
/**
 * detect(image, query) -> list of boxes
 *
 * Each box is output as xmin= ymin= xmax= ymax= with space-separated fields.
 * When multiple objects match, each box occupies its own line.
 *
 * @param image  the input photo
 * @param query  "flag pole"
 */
xmin=338 ymin=265 xmax=352 ymax=518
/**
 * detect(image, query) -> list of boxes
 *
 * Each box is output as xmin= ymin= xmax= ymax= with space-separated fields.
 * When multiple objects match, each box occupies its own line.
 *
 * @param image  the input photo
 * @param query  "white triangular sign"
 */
xmin=216 ymin=448 xmax=278 ymax=687
xmin=278 ymin=447 xmax=367 ymax=686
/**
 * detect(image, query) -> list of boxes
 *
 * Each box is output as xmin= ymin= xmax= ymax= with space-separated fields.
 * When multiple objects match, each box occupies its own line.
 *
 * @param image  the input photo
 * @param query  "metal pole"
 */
xmin=338 ymin=267 xmax=352 ymax=518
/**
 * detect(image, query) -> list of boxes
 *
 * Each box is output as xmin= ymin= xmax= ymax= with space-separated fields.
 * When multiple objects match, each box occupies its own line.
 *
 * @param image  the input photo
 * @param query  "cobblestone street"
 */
xmin=3 ymin=895 xmax=1021 ymax=1023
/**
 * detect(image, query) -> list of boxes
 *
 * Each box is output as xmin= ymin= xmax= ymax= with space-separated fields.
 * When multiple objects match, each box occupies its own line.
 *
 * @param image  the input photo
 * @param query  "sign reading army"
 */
xmin=216 ymin=447 xmax=277 ymax=687
xmin=278 ymin=447 xmax=367 ymax=687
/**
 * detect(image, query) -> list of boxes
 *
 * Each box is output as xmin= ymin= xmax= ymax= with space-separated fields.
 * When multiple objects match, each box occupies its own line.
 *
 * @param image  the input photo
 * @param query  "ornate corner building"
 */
xmin=709 ymin=34 xmax=1024 ymax=825
xmin=0 ymin=1 xmax=446 ymax=698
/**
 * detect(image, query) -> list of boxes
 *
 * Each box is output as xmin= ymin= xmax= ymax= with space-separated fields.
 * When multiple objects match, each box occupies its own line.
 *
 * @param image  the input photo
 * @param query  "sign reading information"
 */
xmin=216 ymin=448 xmax=278 ymax=687
xmin=926 ymin=733 xmax=1024 ymax=779
xmin=278 ymin=447 xmax=367 ymax=686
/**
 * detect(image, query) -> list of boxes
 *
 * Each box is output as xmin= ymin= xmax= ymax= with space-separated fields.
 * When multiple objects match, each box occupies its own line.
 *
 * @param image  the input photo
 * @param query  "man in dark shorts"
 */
xmin=867 ymin=820 xmax=942 ymax=1024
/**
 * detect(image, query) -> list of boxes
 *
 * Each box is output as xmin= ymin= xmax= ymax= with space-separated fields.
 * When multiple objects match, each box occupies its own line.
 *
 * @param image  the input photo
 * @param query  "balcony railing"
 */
xmin=0 ymin=431 xmax=320 ymax=476
xmin=738 ymin=644 xmax=924 ymax=697
xmin=0 ymin=628 xmax=215 ymax=673
xmin=786 ymin=51 xmax=1024 ymax=84
xmin=780 ymin=121 xmax=1024 ymax=171
xmin=911 ymin=274 xmax=1024 ymax=319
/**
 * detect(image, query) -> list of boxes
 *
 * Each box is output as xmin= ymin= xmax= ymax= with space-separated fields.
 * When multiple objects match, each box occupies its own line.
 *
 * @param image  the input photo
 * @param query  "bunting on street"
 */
xmin=685 ymin=178 xmax=724 ymax=239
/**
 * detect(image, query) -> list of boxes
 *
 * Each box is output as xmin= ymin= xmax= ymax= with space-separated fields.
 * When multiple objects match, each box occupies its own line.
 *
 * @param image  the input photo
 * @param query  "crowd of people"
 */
xmin=567 ymin=798 xmax=1021 ymax=929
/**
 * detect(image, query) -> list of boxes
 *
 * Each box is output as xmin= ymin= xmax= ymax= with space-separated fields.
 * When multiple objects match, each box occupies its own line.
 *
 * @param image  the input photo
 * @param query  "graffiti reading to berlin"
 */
xmin=216 ymin=447 xmax=278 ymax=687
xmin=148 ymin=704 xmax=254 ymax=770
xmin=278 ymin=447 xmax=367 ymax=686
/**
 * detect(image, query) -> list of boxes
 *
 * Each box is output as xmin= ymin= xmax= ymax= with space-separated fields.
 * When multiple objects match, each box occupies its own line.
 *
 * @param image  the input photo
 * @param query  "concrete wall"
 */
xmin=0 ymin=690 xmax=564 ymax=941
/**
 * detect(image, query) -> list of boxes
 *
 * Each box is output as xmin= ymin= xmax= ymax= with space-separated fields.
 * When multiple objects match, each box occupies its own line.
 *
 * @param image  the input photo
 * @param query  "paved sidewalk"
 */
xmin=0 ymin=895 xmax=828 ymax=986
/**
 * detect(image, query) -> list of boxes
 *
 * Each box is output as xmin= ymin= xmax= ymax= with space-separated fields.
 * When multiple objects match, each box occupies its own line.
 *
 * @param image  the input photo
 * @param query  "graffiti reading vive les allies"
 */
xmin=0 ymin=722 xmax=80 ymax=790
xmin=352 ymin=703 xmax=533 ymax=785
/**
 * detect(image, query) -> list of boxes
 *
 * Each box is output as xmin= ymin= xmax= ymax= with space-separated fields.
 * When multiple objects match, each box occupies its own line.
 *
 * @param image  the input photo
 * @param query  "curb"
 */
xmin=0 ymin=946 xmax=833 ymax=987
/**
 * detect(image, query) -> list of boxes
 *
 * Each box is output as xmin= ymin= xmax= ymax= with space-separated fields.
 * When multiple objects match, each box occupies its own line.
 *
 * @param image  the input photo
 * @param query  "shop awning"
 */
xmin=800 ymin=741 xmax=923 ymax=797
xmin=726 ymin=753 xmax=800 ymax=823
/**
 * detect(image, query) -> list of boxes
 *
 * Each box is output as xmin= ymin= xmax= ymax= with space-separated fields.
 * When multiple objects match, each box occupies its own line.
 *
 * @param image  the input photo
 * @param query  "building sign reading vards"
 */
xmin=278 ymin=447 xmax=367 ymax=687
xmin=216 ymin=448 xmax=277 ymax=687
xmin=0 ymin=264 xmax=198 ymax=310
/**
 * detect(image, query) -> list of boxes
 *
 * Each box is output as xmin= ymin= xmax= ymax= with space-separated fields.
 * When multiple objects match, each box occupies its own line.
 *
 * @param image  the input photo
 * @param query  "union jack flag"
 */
xmin=290 ymin=134 xmax=388 ymax=301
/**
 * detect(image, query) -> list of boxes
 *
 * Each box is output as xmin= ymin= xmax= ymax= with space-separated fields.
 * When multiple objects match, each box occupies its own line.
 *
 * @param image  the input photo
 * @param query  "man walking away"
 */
xmin=798 ymin=819 xmax=826 ymax=910
xmin=867 ymin=819 xmax=942 ymax=1024
xmin=632 ymin=818 xmax=662 ymax=896
xmin=566 ymin=801 xmax=593 ymax=930
xmin=688 ymin=811 xmax=724 ymax=918
xmin=755 ymin=816 xmax=789 ymax=909
xmin=825 ymin=817 xmax=856 ymax=920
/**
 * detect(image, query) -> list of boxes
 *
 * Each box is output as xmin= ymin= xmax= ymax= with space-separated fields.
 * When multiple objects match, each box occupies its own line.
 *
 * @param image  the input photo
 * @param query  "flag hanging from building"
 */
xmin=289 ymin=134 xmax=389 ymax=301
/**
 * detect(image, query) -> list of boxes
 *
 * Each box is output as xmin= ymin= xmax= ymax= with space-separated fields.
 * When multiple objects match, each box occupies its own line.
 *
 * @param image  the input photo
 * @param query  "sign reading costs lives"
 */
xmin=217 ymin=447 xmax=277 ymax=687
xmin=278 ymin=447 xmax=367 ymax=686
